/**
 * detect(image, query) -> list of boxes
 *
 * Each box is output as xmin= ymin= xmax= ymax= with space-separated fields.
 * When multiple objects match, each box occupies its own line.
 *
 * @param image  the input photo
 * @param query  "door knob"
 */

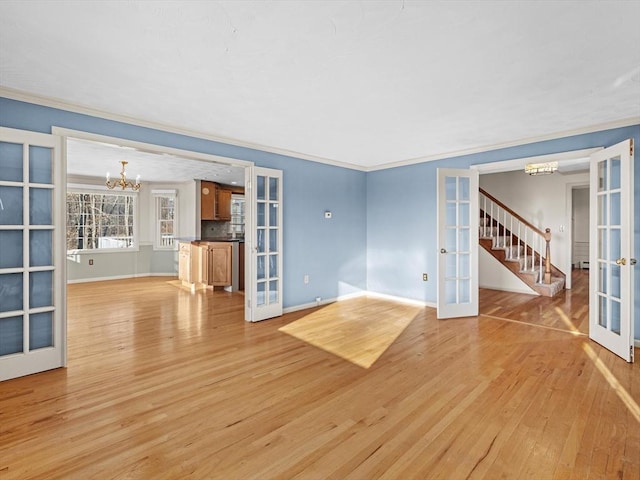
xmin=440 ymin=248 xmax=447 ymax=254
xmin=615 ymin=258 xmax=626 ymax=265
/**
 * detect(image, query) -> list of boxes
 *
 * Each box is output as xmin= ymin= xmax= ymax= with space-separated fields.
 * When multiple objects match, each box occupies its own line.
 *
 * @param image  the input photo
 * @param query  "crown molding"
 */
xmin=470 ymin=147 xmax=602 ymax=174
xmin=2 ymin=86 xmax=638 ymax=174
xmin=365 ymin=117 xmax=640 ymax=172
xmin=0 ymin=86 xmax=365 ymax=172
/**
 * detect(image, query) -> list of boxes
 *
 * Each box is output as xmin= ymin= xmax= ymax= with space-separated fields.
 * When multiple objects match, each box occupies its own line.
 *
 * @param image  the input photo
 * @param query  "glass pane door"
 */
xmin=249 ymin=167 xmax=283 ymax=322
xmin=589 ymin=139 xmax=634 ymax=362
xmin=0 ymin=127 xmax=64 ymax=381
xmin=437 ymin=168 xmax=478 ymax=319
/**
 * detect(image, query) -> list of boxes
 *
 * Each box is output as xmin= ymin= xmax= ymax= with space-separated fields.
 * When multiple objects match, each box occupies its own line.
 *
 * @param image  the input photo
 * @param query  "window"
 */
xmin=66 ymin=190 xmax=137 ymax=252
xmin=230 ymin=194 xmax=245 ymax=237
xmin=153 ymin=190 xmax=177 ymax=250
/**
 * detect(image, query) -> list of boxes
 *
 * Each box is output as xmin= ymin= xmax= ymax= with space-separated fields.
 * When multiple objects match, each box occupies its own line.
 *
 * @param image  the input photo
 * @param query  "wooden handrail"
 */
xmin=480 ymin=187 xmax=557 ymax=284
xmin=479 ymin=188 xmax=546 ymax=238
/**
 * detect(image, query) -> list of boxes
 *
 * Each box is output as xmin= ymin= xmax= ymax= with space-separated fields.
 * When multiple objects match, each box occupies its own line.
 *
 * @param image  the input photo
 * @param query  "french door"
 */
xmin=589 ymin=139 xmax=635 ymax=362
xmin=0 ymin=127 xmax=65 ymax=381
xmin=246 ymin=167 xmax=283 ymax=322
xmin=437 ymin=168 xmax=479 ymax=319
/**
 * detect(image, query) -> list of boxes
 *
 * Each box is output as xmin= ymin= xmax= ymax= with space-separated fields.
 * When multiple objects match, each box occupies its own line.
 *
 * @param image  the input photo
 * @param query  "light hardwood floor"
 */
xmin=1 ymin=270 xmax=638 ymax=479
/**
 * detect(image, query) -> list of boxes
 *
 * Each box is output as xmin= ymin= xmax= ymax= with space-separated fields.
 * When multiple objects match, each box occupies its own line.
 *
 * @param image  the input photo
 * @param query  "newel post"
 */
xmin=544 ymin=228 xmax=552 ymax=284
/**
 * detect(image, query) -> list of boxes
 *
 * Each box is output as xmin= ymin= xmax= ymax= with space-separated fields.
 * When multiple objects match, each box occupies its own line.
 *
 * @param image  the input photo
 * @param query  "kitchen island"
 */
xmin=178 ymin=238 xmax=244 ymax=292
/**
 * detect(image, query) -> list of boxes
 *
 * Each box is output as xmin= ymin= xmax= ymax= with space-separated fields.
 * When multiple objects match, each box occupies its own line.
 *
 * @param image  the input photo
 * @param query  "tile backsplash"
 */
xmin=202 ymin=221 xmax=230 ymax=238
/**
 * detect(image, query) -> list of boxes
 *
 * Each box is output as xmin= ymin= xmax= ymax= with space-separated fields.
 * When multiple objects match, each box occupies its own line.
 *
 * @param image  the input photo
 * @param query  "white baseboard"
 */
xmin=283 ymin=290 xmax=433 ymax=314
xmin=282 ymin=291 xmax=365 ymax=314
xmin=67 ymin=272 xmax=177 ymax=284
xmin=479 ymin=283 xmax=539 ymax=296
xmin=365 ymin=291 xmax=435 ymax=308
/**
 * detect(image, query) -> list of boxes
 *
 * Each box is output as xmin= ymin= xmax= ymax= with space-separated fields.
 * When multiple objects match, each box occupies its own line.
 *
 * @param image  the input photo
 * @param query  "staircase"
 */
xmin=479 ymin=189 xmax=565 ymax=297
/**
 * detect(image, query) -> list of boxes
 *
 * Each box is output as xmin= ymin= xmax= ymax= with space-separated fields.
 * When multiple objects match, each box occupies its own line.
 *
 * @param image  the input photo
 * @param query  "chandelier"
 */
xmin=106 ymin=161 xmax=141 ymax=191
xmin=524 ymin=161 xmax=558 ymax=176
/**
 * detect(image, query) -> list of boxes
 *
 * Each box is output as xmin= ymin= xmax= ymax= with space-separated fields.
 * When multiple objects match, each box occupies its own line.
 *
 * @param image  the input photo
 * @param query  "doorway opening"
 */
xmin=570 ymin=186 xmax=590 ymax=271
xmin=470 ymin=148 xmax=598 ymax=332
xmin=53 ymin=127 xmax=254 ymax=322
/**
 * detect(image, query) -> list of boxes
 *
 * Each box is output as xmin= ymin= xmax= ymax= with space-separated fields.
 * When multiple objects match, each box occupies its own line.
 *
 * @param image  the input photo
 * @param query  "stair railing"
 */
xmin=479 ymin=188 xmax=552 ymax=284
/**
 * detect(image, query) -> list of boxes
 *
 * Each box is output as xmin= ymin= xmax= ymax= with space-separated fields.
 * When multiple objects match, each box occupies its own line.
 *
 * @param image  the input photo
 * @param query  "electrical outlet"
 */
xmin=422 ymin=273 xmax=428 ymax=281
xmin=89 ymin=259 xmax=94 ymax=266
xmin=304 ymin=274 xmax=309 ymax=284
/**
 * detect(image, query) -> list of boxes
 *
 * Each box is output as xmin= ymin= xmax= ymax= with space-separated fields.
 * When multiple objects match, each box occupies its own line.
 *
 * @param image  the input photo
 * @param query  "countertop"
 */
xmin=177 ymin=237 xmax=244 ymax=243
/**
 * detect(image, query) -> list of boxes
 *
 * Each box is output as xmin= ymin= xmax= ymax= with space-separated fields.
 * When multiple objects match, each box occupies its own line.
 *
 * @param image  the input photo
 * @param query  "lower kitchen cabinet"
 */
xmin=207 ymin=243 xmax=232 ymax=286
xmin=180 ymin=241 xmax=236 ymax=290
xmin=178 ymin=242 xmax=192 ymax=283
xmin=195 ymin=244 xmax=208 ymax=285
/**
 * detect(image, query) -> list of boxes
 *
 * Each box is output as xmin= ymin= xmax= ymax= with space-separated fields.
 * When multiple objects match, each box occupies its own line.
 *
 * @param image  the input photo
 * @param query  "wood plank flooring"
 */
xmin=0 ymin=270 xmax=638 ymax=479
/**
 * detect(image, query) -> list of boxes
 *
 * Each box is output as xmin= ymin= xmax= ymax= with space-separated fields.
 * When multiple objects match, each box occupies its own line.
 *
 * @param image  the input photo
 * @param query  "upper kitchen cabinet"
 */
xmin=201 ymin=181 xmax=231 ymax=221
xmin=201 ymin=181 xmax=215 ymax=220
xmin=216 ymin=188 xmax=232 ymax=221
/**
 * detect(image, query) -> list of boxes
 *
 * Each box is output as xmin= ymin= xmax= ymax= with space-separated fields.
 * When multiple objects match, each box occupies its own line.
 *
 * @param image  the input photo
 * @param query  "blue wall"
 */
xmin=1 ymin=97 xmax=638 ymax=338
xmin=367 ymin=124 xmax=640 ymax=339
xmin=0 ymin=97 xmax=368 ymax=308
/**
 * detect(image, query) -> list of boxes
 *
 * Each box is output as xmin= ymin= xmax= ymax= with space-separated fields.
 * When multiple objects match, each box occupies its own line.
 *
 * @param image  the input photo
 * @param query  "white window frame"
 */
xmin=230 ymin=193 xmax=245 ymax=237
xmin=152 ymin=189 xmax=178 ymax=251
xmin=66 ymin=184 xmax=139 ymax=254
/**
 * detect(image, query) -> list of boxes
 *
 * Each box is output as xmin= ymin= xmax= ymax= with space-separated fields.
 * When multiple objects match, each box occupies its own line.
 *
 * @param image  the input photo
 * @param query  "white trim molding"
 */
xmin=368 ymin=119 xmax=639 ymax=172
xmin=282 ymin=290 xmax=434 ymax=314
xmin=52 ymin=126 xmax=254 ymax=170
xmin=4 ymin=87 xmax=638 ymax=173
xmin=471 ymin=148 xmax=603 ymax=174
xmin=3 ymin=86 xmax=363 ymax=172
xmin=67 ymin=273 xmax=178 ymax=284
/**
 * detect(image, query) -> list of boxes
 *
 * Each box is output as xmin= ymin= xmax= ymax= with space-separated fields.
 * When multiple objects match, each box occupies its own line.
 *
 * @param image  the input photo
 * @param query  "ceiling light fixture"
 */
xmin=524 ymin=161 xmax=558 ymax=176
xmin=106 ymin=161 xmax=141 ymax=191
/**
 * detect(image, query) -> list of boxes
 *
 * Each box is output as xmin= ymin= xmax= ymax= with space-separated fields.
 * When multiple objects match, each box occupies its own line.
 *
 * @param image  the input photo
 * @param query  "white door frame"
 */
xmin=52 ymin=127 xmax=259 ymax=321
xmin=472 ymin=148 xmax=602 ymax=291
xmin=52 ymin=126 xmax=284 ymax=321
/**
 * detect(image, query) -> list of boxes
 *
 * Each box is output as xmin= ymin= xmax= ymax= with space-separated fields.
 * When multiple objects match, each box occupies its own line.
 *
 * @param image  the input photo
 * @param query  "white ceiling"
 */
xmin=1 ymin=1 xmax=639 ymax=170
xmin=66 ymin=137 xmax=245 ymax=185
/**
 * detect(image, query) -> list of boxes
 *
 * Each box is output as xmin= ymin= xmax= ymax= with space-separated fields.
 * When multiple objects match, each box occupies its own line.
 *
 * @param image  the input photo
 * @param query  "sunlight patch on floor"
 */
xmin=279 ymin=298 xmax=421 ymax=368
xmin=582 ymin=342 xmax=640 ymax=423
xmin=479 ymin=313 xmax=587 ymax=337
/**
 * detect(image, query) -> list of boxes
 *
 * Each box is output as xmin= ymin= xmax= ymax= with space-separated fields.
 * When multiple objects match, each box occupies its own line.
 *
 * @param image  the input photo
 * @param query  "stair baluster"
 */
xmin=479 ymin=188 xmax=566 ymax=296
xmin=523 ymin=228 xmax=527 ymax=272
xmin=544 ymin=228 xmax=552 ymax=284
xmin=509 ymin=216 xmax=513 ymax=260
xmin=538 ymin=235 xmax=543 ymax=282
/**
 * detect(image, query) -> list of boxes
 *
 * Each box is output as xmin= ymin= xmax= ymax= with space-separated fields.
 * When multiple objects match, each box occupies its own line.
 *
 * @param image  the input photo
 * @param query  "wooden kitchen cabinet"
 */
xmin=181 ymin=241 xmax=232 ymax=289
xmin=201 ymin=181 xmax=232 ymax=221
xmin=178 ymin=242 xmax=192 ymax=283
xmin=207 ymin=242 xmax=232 ymax=286
xmin=201 ymin=181 xmax=215 ymax=220
xmin=195 ymin=244 xmax=208 ymax=286
xmin=215 ymin=187 xmax=232 ymax=221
